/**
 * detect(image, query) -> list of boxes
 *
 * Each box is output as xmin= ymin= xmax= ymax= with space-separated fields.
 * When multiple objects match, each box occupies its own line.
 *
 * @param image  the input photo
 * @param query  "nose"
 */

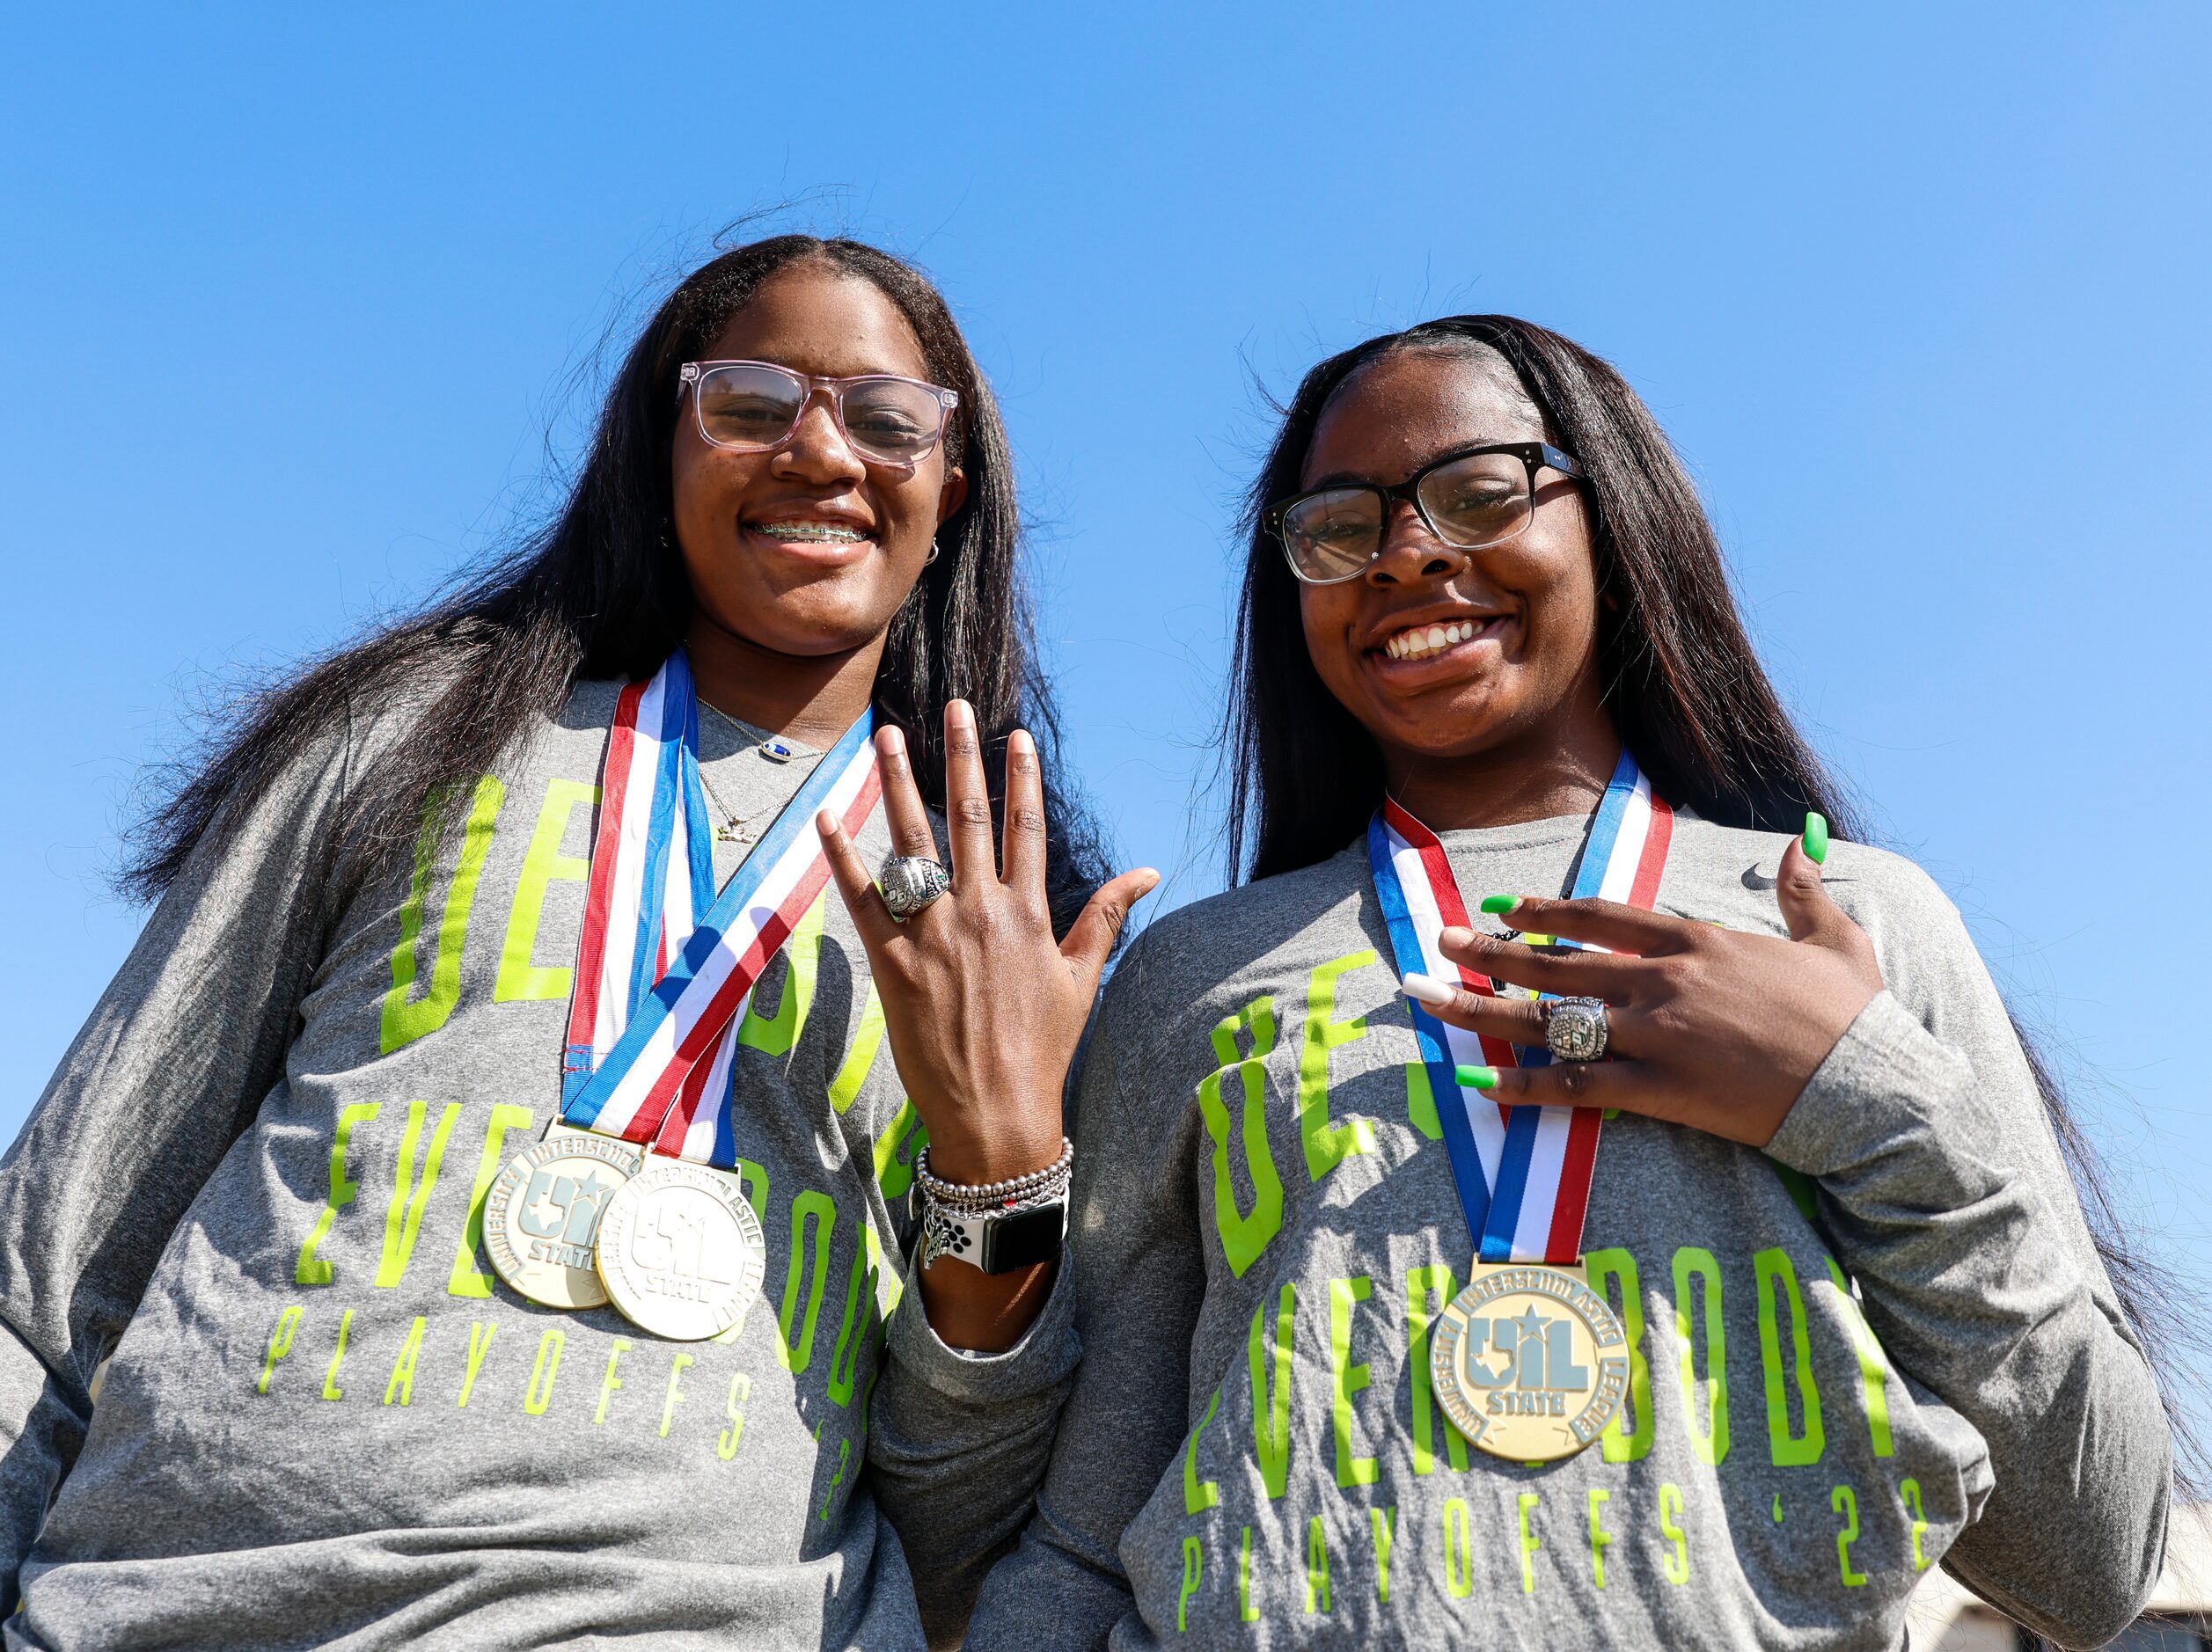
xmin=1364 ymin=499 xmax=1466 ymax=586
xmin=771 ymin=389 xmax=868 ymax=486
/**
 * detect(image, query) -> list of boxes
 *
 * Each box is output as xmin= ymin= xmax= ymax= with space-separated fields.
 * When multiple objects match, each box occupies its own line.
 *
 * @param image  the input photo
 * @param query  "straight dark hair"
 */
xmin=127 ymin=234 xmax=1110 ymax=935
xmin=1227 ymin=314 xmax=2196 ymax=1484
xmin=1229 ymin=315 xmax=1859 ymax=880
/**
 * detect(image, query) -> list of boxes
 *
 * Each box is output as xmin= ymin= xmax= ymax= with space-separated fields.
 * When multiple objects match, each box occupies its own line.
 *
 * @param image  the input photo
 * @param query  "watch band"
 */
xmin=913 ymin=1189 xmax=1068 ymax=1275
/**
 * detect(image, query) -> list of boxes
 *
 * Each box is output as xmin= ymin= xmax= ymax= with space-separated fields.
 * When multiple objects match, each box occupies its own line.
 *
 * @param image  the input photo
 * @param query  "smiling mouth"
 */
xmin=1379 ymin=616 xmax=1502 ymax=662
xmin=751 ymin=521 xmax=871 ymax=545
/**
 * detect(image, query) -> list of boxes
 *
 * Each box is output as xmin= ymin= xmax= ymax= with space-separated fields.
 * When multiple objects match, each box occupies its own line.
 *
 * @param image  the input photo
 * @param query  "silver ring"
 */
xmin=1545 ymin=997 xmax=1609 ymax=1063
xmin=877 ymin=854 xmax=951 ymax=923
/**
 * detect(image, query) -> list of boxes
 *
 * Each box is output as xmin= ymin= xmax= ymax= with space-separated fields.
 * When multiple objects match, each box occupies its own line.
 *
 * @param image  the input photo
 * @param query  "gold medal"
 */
xmin=1430 ymin=1261 xmax=1631 ymax=1463
xmin=484 ymin=1124 xmax=642 ymax=1310
xmin=593 ymin=1159 xmax=767 ymax=1341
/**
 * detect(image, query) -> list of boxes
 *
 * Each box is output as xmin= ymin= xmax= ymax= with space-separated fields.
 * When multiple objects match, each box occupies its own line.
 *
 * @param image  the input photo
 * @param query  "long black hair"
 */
xmin=1229 ymin=315 xmax=1858 ymax=881
xmin=126 ymin=234 xmax=1110 ymax=935
xmin=1227 ymin=314 xmax=2196 ymax=1482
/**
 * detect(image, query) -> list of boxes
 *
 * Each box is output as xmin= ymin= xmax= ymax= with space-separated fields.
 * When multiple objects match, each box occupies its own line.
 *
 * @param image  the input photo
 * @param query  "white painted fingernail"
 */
xmin=1401 ymin=973 xmax=1454 ymax=1007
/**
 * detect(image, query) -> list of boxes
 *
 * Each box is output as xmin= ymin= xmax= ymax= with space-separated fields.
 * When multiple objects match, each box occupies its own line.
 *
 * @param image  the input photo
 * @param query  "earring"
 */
xmin=925 ymin=538 xmax=941 ymax=566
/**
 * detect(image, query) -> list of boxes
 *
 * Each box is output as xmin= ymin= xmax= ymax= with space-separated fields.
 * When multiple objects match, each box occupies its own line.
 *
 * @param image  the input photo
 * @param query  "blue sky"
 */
xmin=4 ymin=4 xmax=2207 ymax=1436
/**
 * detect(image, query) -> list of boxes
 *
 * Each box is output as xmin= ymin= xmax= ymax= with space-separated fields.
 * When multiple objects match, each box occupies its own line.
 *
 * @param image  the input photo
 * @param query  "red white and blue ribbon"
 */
xmin=1368 ymin=750 xmax=1673 ymax=1265
xmin=562 ymin=650 xmax=881 ymax=1166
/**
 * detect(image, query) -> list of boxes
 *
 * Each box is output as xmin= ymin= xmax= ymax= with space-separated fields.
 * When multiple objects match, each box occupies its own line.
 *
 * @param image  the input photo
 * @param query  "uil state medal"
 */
xmin=1430 ymin=1262 xmax=1630 ymax=1462
xmin=484 ymin=1127 xmax=641 ymax=1310
xmin=1371 ymin=751 xmax=1675 ymax=1463
xmin=594 ymin=1160 xmax=768 ymax=1341
xmin=517 ymin=653 xmax=882 ymax=1340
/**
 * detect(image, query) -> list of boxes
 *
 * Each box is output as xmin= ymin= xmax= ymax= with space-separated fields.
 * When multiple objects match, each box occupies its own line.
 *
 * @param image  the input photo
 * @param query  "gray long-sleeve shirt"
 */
xmin=949 ymin=811 xmax=2170 ymax=1650
xmin=0 ymin=682 xmax=1068 ymax=1650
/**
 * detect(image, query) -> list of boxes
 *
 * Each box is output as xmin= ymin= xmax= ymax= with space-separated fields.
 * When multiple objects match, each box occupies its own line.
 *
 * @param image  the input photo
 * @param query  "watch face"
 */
xmin=981 ymin=1202 xmax=1066 ymax=1275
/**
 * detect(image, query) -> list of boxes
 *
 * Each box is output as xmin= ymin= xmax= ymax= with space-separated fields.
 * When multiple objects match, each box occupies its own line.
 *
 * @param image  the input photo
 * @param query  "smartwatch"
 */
xmin=913 ymin=1191 xmax=1067 ymax=1275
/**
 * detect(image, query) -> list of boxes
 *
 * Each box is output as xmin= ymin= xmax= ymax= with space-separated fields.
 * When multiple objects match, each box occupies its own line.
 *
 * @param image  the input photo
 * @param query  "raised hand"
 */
xmin=816 ymin=699 xmax=1159 ymax=1346
xmin=1403 ymin=836 xmax=1884 ymax=1147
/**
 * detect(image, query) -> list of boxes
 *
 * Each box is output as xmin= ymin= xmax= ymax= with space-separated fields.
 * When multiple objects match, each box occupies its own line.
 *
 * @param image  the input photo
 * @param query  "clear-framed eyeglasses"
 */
xmin=678 ymin=360 xmax=960 ymax=467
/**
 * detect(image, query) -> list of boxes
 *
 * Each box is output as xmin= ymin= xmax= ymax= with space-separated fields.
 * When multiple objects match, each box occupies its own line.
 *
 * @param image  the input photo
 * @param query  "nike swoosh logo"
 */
xmin=1742 ymin=862 xmax=1855 ymax=891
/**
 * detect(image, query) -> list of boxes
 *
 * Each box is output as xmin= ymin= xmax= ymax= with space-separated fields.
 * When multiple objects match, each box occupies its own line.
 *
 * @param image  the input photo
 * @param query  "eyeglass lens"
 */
xmin=1281 ymin=451 xmax=1536 ymax=581
xmin=692 ymin=364 xmax=946 ymax=464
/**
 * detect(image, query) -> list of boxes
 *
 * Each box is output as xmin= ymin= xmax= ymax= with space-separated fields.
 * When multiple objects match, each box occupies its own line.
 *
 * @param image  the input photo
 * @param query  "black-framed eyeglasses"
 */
xmin=1263 ymin=442 xmax=1585 ymax=585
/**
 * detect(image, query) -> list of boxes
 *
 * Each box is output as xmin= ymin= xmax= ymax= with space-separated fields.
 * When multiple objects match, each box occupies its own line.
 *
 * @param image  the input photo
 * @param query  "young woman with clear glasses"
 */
xmin=0 ymin=234 xmax=1149 ymax=1648
xmin=951 ymin=317 xmax=2172 ymax=1648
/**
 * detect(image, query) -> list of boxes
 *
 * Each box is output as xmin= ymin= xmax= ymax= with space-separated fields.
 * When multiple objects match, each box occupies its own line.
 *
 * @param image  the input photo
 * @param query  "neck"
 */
xmin=683 ymin=613 xmax=884 ymax=749
xmin=1381 ymin=702 xmax=1622 ymax=831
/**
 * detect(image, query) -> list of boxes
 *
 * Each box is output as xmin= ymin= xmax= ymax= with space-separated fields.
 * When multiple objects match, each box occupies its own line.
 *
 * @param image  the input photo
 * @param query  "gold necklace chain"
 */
xmin=694 ymin=700 xmax=811 ymax=844
xmin=698 ymin=697 xmax=756 ymax=739
xmin=695 ymin=763 xmax=780 ymax=845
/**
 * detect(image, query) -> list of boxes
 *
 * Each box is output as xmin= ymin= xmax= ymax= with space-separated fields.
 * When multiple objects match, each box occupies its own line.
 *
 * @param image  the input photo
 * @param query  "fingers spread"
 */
xmin=1061 ymin=868 xmax=1161 ymax=988
xmin=1438 ymin=927 xmax=1635 ymax=999
xmin=1488 ymin=895 xmax=1685 ymax=955
xmin=817 ymin=809 xmax=900 ymax=950
xmin=941 ymin=699 xmax=995 ymax=887
xmin=875 ymin=726 xmax=940 ymax=861
xmin=1000 ymin=727 xmax=1048 ymax=898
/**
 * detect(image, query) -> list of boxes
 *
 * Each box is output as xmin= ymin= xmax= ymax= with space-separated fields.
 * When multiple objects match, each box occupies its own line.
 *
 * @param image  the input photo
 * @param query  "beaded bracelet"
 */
xmin=913 ymin=1138 xmax=1073 ymax=1209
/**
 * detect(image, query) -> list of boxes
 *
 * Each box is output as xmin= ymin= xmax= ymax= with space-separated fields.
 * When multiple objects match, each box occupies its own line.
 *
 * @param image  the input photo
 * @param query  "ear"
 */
xmin=936 ymin=465 xmax=969 ymax=528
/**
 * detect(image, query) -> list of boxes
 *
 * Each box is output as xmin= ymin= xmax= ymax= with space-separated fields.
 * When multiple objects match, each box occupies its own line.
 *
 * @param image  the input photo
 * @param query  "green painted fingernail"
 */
xmin=1454 ymin=1064 xmax=1499 ymax=1091
xmin=1479 ymin=895 xmax=1520 ymax=916
xmin=1801 ymin=812 xmax=1829 ymax=866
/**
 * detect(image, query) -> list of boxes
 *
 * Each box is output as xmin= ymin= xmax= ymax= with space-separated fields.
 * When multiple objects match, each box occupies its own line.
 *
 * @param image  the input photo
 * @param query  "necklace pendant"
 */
xmin=759 ymin=736 xmax=797 ymax=764
xmin=715 ymin=822 xmax=753 ymax=844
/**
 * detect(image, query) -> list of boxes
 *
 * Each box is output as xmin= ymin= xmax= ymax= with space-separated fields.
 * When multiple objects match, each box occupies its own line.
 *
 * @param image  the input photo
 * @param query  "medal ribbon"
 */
xmin=561 ymin=651 xmax=882 ymax=1166
xmin=1367 ymin=750 xmax=1673 ymax=1264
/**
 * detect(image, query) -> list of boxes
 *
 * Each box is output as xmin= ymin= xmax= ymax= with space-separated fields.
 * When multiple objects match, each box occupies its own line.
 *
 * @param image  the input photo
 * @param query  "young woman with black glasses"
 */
xmin=0 ymin=234 xmax=1148 ymax=1648
xmin=948 ymin=317 xmax=2173 ymax=1648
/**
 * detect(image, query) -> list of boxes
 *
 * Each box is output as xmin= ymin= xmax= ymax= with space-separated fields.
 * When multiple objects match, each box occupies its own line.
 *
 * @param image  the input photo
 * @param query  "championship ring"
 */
xmin=877 ymin=854 xmax=951 ymax=923
xmin=1544 ymin=996 xmax=1610 ymax=1063
xmin=1430 ymin=1262 xmax=1631 ymax=1463
xmin=484 ymin=1125 xmax=642 ymax=1310
xmin=594 ymin=1160 xmax=768 ymax=1341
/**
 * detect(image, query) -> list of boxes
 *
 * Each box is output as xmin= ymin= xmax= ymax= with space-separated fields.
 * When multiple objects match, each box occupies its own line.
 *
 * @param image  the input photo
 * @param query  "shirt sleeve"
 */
xmin=864 ymin=1235 xmax=1081 ymax=1648
xmin=959 ymin=951 xmax=1210 ymax=1652
xmin=1764 ymin=859 xmax=2172 ymax=1648
xmin=0 ymin=728 xmax=353 ymax=1607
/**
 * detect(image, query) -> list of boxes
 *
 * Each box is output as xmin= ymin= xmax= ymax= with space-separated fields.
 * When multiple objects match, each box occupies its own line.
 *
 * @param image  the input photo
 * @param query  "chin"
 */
xmin=1368 ymin=694 xmax=1525 ymax=757
xmin=703 ymin=603 xmax=899 ymax=662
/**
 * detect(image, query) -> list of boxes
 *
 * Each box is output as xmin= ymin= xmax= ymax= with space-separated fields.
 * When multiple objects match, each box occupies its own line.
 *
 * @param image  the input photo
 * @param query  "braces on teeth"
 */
xmin=757 ymin=523 xmax=867 ymax=543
